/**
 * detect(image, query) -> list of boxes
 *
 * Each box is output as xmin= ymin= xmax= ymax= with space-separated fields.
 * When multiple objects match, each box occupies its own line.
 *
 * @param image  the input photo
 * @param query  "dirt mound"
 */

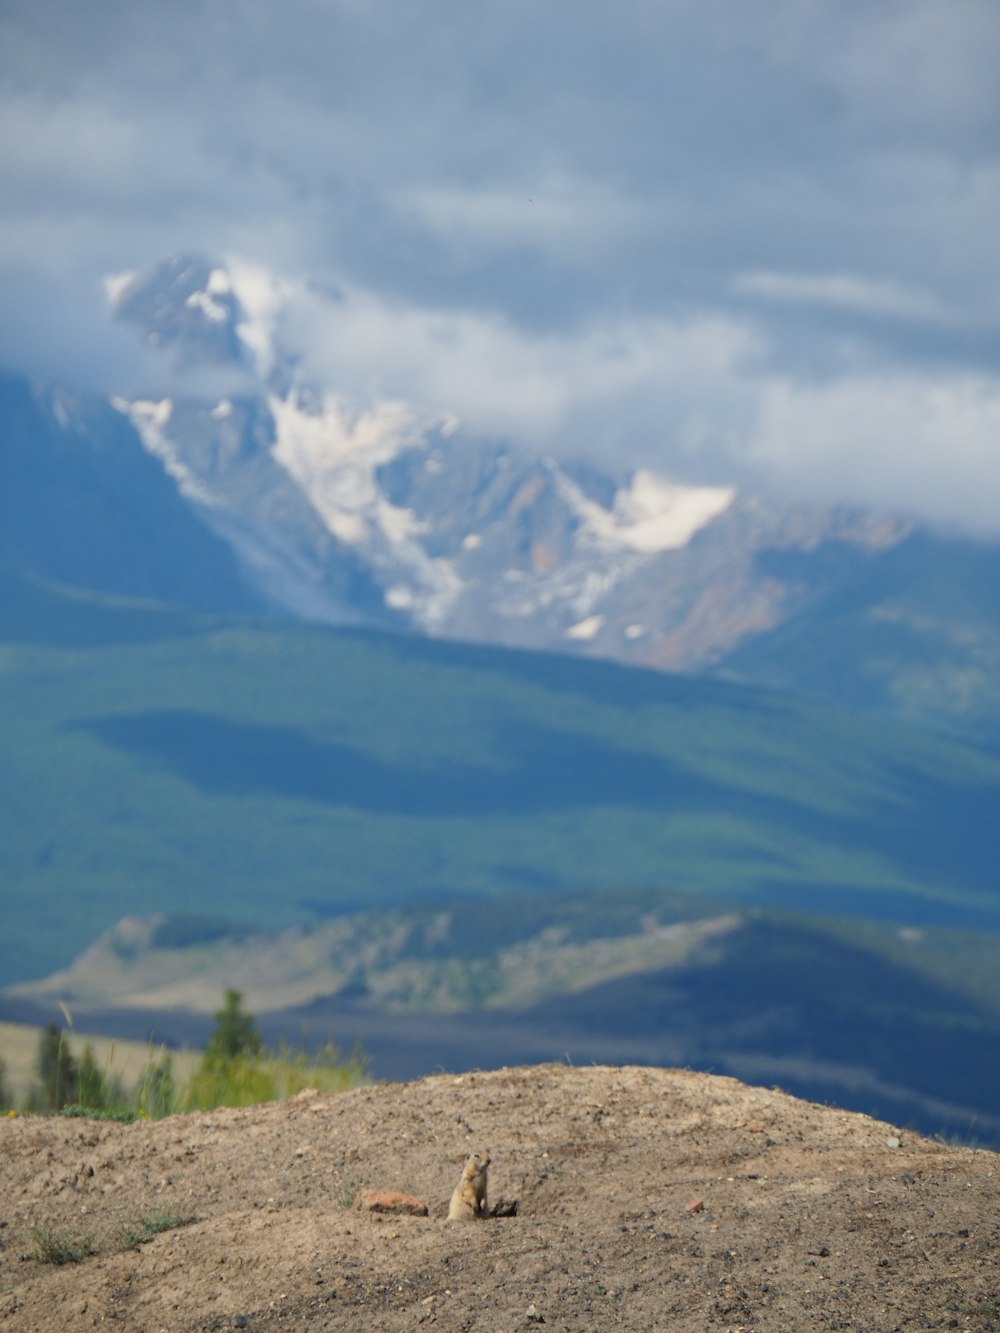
xmin=1 ymin=1064 xmax=996 ymax=1331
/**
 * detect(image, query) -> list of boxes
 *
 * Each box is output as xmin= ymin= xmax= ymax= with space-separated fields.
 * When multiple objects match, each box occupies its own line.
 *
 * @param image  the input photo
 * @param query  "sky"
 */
xmin=2 ymin=0 xmax=999 ymax=532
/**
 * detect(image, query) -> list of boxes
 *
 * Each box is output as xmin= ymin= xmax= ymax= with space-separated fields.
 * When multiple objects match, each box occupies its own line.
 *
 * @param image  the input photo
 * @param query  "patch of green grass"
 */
xmin=961 ymin=1292 xmax=1000 ymax=1328
xmin=28 ymin=1211 xmax=194 ymax=1266
xmin=180 ymin=1041 xmax=368 ymax=1112
xmin=58 ymin=1103 xmax=139 ymax=1123
xmin=29 ymin=1224 xmax=96 ymax=1265
xmin=337 ymin=1176 xmax=362 ymax=1208
xmin=117 ymin=1210 xmax=194 ymax=1250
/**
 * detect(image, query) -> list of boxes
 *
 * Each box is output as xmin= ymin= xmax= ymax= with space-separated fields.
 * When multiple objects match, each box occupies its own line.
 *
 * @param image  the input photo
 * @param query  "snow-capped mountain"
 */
xmin=5 ymin=252 xmax=999 ymax=743
xmin=92 ymin=255 xmax=914 ymax=671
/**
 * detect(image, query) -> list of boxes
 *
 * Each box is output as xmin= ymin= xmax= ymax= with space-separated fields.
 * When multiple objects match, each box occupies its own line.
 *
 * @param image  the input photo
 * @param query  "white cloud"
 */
xmin=236 ymin=266 xmax=1000 ymax=537
xmin=826 ymin=0 xmax=1000 ymax=134
xmin=278 ymin=275 xmax=760 ymax=455
xmin=733 ymin=271 xmax=950 ymax=323
xmin=1 ymin=0 xmax=999 ymax=532
xmin=746 ymin=373 xmax=1000 ymax=535
xmin=398 ymin=177 xmax=645 ymax=263
xmin=0 ymin=96 xmax=129 ymax=198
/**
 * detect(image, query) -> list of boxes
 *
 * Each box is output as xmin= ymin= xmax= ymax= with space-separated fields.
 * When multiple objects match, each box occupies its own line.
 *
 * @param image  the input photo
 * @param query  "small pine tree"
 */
xmin=37 ymin=1024 xmax=79 ymax=1111
xmin=182 ymin=990 xmax=269 ymax=1111
xmin=205 ymin=989 xmax=263 ymax=1064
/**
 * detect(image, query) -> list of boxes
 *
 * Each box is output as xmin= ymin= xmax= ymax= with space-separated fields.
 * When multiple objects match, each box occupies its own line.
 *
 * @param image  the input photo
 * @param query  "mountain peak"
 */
xmin=108 ymin=254 xmax=247 ymax=369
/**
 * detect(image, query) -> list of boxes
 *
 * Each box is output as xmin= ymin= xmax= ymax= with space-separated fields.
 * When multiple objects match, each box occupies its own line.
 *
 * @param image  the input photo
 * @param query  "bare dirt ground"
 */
xmin=0 ymin=1063 xmax=997 ymax=1332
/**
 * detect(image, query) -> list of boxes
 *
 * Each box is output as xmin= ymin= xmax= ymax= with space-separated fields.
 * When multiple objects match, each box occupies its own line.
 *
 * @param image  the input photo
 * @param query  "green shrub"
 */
xmin=7 ymin=996 xmax=367 ymax=1120
xmin=180 ymin=1037 xmax=367 ymax=1112
xmin=176 ymin=992 xmax=367 ymax=1112
xmin=182 ymin=1054 xmax=277 ymax=1111
xmin=29 ymin=1224 xmax=96 ymax=1265
xmin=29 ymin=1211 xmax=193 ymax=1265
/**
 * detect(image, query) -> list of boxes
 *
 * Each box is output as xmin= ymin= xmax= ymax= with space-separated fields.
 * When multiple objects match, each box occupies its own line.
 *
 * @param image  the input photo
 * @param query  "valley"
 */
xmin=3 ymin=571 xmax=1000 ymax=987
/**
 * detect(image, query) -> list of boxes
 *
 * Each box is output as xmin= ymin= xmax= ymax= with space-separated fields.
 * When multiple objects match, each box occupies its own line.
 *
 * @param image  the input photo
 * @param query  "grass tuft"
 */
xmin=118 ymin=1210 xmax=194 ymax=1250
xmin=29 ymin=1224 xmax=96 ymax=1265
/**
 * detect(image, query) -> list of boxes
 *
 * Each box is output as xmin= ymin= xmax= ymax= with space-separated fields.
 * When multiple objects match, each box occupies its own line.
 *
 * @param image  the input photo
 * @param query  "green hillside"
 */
xmin=3 ymin=570 xmax=1000 ymax=985
xmin=720 ymin=531 xmax=1000 ymax=745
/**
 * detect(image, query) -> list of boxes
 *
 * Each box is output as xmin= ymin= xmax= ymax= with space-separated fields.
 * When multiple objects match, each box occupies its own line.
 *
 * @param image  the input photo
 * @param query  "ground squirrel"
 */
xmin=447 ymin=1152 xmax=490 ymax=1221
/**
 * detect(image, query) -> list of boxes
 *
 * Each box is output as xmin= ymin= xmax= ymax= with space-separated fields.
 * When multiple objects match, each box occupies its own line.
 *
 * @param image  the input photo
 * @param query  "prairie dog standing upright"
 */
xmin=447 ymin=1152 xmax=490 ymax=1221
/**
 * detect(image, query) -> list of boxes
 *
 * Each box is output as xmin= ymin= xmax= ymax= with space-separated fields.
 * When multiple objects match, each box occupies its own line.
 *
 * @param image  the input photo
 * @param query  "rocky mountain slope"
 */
xmin=1 ymin=1064 xmax=997 ymax=1332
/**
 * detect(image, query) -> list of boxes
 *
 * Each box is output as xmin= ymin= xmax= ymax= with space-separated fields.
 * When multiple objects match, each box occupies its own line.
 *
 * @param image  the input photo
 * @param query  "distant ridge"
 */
xmin=7 ymin=898 xmax=1000 ymax=1144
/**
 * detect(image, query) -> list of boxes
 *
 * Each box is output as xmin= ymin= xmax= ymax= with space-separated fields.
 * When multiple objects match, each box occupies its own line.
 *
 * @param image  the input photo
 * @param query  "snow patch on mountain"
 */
xmin=269 ymin=391 xmax=423 ymax=541
xmin=560 ymin=470 xmax=735 ymax=553
xmin=184 ymin=269 xmax=232 ymax=324
xmin=456 ymin=460 xmax=735 ymax=643
xmin=50 ymin=392 xmax=72 ymax=431
xmin=566 ymin=614 xmax=605 ymax=641
xmin=207 ymin=268 xmax=232 ymax=296
xmin=185 ymin=290 xmax=227 ymax=323
xmin=268 ymin=390 xmax=464 ymax=627
xmin=492 ymin=547 xmax=637 ymax=634
xmin=111 ymin=396 xmax=214 ymax=505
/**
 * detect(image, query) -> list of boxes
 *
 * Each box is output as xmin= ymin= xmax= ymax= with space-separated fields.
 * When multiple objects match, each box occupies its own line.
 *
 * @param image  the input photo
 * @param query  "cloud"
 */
xmin=732 ymin=271 xmax=952 ymax=324
xmin=817 ymin=0 xmax=1000 ymax=137
xmin=1 ymin=0 xmax=999 ymax=530
xmin=396 ymin=178 xmax=645 ymax=269
xmin=267 ymin=271 xmax=760 ymax=466
xmin=745 ymin=372 xmax=1000 ymax=536
xmin=252 ymin=268 xmax=1000 ymax=538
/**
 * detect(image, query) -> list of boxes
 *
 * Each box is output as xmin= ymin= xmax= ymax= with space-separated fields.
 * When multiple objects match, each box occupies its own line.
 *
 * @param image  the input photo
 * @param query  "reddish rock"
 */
xmin=685 ymin=1196 xmax=705 ymax=1214
xmin=354 ymin=1188 xmax=429 ymax=1217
